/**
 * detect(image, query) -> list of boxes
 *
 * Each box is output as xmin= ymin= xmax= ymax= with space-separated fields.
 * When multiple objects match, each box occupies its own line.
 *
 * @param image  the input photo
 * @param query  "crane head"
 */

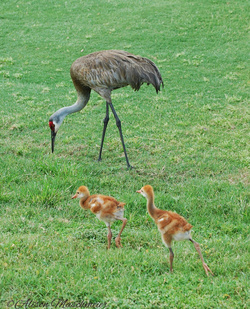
xmin=49 ymin=111 xmax=67 ymax=153
xmin=72 ymin=186 xmax=90 ymax=199
xmin=72 ymin=186 xmax=90 ymax=210
xmin=49 ymin=120 xmax=57 ymax=153
xmin=136 ymin=185 xmax=153 ymax=199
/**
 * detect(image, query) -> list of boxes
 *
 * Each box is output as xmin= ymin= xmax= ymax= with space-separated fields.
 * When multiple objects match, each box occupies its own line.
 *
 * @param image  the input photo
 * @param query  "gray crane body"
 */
xmin=49 ymin=50 xmax=164 ymax=168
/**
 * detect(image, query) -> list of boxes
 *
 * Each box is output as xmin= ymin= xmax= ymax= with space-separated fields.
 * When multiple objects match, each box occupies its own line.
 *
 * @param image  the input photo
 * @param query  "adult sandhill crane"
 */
xmin=72 ymin=185 xmax=127 ymax=249
xmin=137 ymin=185 xmax=214 ymax=276
xmin=49 ymin=50 xmax=164 ymax=168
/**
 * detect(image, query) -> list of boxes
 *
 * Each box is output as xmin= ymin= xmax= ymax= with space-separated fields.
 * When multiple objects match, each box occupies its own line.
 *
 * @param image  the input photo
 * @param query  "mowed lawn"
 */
xmin=0 ymin=0 xmax=249 ymax=308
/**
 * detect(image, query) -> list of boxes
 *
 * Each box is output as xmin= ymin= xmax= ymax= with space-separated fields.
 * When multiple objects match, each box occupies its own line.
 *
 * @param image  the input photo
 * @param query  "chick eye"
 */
xmin=77 ymin=192 xmax=79 ymax=194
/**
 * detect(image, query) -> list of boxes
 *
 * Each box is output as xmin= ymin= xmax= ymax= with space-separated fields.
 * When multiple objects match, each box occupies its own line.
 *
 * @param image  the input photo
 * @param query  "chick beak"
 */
xmin=136 ymin=190 xmax=142 ymax=194
xmin=51 ymin=130 xmax=57 ymax=153
xmin=72 ymin=194 xmax=77 ymax=199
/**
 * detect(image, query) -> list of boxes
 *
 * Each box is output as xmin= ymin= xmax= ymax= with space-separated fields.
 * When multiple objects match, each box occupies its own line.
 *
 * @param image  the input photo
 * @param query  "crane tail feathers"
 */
xmin=128 ymin=56 xmax=164 ymax=93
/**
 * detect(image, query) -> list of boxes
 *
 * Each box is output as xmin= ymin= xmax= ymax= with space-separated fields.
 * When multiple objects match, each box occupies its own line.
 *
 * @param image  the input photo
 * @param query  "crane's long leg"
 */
xmin=115 ymin=218 xmax=127 ymax=248
xmin=107 ymin=223 xmax=112 ymax=249
xmin=169 ymin=247 xmax=174 ymax=273
xmin=189 ymin=239 xmax=214 ymax=276
xmin=98 ymin=102 xmax=109 ymax=162
xmin=108 ymin=102 xmax=132 ymax=169
xmin=162 ymin=234 xmax=174 ymax=273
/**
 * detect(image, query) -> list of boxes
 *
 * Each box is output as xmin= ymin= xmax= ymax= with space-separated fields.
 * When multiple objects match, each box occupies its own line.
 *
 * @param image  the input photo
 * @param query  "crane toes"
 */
xmin=165 ymin=269 xmax=173 ymax=275
xmin=115 ymin=236 xmax=123 ymax=248
xmin=203 ymin=263 xmax=214 ymax=276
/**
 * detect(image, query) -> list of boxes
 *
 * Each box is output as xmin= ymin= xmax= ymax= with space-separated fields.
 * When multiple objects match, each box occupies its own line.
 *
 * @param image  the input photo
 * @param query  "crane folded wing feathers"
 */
xmin=71 ymin=50 xmax=163 ymax=94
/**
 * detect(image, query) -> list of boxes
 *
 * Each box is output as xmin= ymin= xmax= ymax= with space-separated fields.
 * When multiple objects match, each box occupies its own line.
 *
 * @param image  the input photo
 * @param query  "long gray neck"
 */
xmin=50 ymin=92 xmax=90 ymax=125
xmin=53 ymin=101 xmax=84 ymax=118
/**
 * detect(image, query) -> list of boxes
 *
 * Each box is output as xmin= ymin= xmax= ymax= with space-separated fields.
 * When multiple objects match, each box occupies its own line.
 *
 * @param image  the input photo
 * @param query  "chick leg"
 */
xmin=107 ymin=223 xmax=112 ymax=249
xmin=169 ymin=247 xmax=174 ymax=273
xmin=190 ymin=239 xmax=214 ymax=276
xmin=115 ymin=218 xmax=127 ymax=248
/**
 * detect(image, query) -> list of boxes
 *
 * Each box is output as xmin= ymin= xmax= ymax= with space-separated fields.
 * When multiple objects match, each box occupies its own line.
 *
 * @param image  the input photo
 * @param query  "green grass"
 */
xmin=0 ymin=0 xmax=249 ymax=308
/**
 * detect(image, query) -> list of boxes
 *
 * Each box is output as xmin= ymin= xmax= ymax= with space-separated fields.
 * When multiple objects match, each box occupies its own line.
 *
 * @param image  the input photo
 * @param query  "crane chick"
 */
xmin=72 ymin=185 xmax=127 ymax=249
xmin=137 ymin=185 xmax=213 ymax=276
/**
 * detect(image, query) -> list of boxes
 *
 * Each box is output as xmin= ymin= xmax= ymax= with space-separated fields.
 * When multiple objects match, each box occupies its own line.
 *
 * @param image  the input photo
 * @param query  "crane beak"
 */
xmin=72 ymin=194 xmax=77 ymax=199
xmin=51 ymin=130 xmax=57 ymax=153
xmin=136 ymin=190 xmax=142 ymax=194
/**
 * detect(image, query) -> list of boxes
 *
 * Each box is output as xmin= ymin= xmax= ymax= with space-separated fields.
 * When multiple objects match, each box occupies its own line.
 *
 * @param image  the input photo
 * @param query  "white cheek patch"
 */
xmin=158 ymin=218 xmax=165 ymax=222
xmin=54 ymin=122 xmax=61 ymax=133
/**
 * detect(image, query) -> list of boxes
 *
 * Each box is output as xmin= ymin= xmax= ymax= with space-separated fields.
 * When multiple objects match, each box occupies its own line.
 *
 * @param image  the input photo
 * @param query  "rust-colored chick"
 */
xmin=137 ymin=185 xmax=213 ymax=276
xmin=72 ymin=186 xmax=127 ymax=249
